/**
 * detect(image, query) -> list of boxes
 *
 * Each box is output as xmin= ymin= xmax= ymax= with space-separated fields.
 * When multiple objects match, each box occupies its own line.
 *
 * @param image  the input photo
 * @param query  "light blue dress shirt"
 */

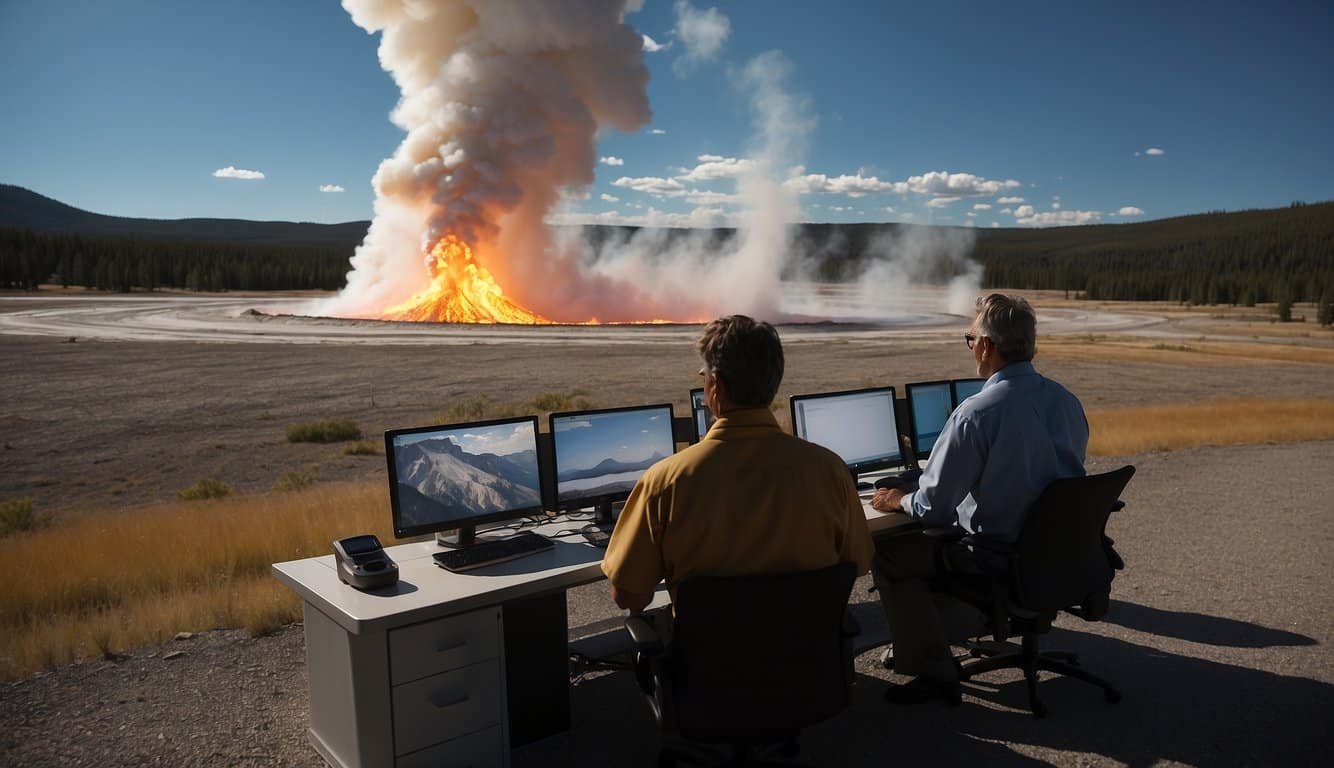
xmin=903 ymin=361 xmax=1089 ymax=542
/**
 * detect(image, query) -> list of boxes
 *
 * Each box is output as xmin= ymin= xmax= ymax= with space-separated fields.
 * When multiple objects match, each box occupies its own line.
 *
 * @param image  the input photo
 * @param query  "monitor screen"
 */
xmin=550 ymin=404 xmax=676 ymax=509
xmin=689 ymin=387 xmax=715 ymax=441
xmin=906 ymin=381 xmax=953 ymax=459
xmin=952 ymin=378 xmax=985 ymax=406
xmin=789 ymin=387 xmax=902 ymax=473
xmin=385 ymin=417 xmax=543 ymax=538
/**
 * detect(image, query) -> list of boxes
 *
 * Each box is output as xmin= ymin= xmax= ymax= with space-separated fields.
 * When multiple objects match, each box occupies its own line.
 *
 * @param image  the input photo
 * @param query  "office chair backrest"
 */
xmin=1013 ymin=465 xmax=1135 ymax=613
xmin=667 ymin=561 xmax=858 ymax=743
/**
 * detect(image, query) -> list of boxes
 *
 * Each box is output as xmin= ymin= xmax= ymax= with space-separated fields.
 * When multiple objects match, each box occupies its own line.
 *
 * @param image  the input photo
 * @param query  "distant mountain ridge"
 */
xmin=0 ymin=184 xmax=370 ymax=248
xmin=558 ymin=451 xmax=668 ymax=482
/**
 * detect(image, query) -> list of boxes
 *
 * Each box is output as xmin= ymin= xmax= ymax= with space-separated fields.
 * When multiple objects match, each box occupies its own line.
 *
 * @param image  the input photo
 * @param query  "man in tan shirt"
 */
xmin=602 ymin=315 xmax=874 ymax=612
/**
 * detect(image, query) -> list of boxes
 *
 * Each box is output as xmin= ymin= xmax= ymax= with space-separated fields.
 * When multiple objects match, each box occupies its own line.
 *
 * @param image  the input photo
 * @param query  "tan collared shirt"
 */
xmin=602 ymin=407 xmax=874 ymax=597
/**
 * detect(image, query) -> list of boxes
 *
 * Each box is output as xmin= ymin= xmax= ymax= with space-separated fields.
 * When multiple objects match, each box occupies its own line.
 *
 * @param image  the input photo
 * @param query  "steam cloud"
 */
xmin=324 ymin=0 xmax=980 ymax=324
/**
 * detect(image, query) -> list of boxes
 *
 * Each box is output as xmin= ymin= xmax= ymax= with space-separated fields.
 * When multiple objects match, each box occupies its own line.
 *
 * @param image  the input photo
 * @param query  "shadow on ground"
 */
xmin=516 ymin=624 xmax=1332 ymax=767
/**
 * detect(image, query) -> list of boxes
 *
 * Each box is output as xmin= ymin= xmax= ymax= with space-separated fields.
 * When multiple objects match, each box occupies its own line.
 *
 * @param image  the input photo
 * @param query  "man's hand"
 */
xmin=870 ymin=487 xmax=906 ymax=513
xmin=611 ymin=584 xmax=654 ymax=614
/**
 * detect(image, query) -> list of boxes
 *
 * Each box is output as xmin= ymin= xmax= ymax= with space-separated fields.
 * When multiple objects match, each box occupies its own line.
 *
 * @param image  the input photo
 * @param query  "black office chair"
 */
xmin=624 ymin=561 xmax=860 ymax=767
xmin=934 ymin=465 xmax=1134 ymax=718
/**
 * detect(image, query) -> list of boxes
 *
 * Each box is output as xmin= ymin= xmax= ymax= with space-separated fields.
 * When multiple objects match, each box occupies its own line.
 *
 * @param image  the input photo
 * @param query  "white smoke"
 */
xmin=322 ymin=0 xmax=664 ymax=322
xmin=850 ymin=226 xmax=980 ymax=317
xmin=323 ymin=0 xmax=980 ymax=325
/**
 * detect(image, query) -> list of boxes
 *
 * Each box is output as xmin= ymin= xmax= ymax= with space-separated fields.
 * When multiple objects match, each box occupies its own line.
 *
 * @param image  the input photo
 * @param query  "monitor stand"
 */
xmin=593 ymin=500 xmax=618 ymax=528
xmin=436 ymin=525 xmax=480 ymax=549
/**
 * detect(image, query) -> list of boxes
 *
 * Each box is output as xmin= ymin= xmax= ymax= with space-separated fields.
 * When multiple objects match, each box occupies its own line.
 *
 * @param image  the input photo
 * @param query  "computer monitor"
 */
xmin=550 ymin=404 xmax=676 ymax=522
xmin=385 ymin=416 xmax=544 ymax=546
xmin=789 ymin=386 xmax=903 ymax=479
xmin=689 ymin=387 xmax=715 ymax=442
xmin=952 ymin=378 xmax=985 ymax=406
xmin=905 ymin=380 xmax=953 ymax=460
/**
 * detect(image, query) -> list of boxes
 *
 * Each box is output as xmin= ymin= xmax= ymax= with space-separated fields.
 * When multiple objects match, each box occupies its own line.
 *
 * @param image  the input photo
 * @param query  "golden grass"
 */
xmin=1040 ymin=337 xmax=1334 ymax=367
xmin=1088 ymin=398 xmax=1334 ymax=456
xmin=0 ymin=480 xmax=390 ymax=681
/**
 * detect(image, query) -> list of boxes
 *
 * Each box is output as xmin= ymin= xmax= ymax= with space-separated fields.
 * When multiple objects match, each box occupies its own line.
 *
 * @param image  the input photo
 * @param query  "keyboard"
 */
xmin=432 ymin=532 xmax=554 ymax=572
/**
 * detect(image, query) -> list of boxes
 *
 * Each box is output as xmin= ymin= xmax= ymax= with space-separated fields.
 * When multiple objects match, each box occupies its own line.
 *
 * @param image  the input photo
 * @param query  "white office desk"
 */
xmin=272 ymin=485 xmax=915 ymax=768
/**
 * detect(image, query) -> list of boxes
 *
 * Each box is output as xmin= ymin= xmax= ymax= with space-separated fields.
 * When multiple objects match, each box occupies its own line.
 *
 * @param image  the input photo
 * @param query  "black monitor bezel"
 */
xmin=951 ymin=378 xmax=986 ymax=407
xmin=788 ymin=385 xmax=903 ymax=474
xmin=905 ymin=379 xmax=954 ymax=461
xmin=688 ymin=387 xmax=714 ymax=442
xmin=548 ymin=402 xmax=676 ymax=513
xmin=384 ymin=415 xmax=545 ymax=540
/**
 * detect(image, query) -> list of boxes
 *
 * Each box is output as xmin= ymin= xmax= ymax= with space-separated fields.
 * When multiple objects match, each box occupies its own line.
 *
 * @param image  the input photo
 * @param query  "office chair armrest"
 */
xmin=922 ymin=525 xmax=966 ymax=542
xmin=624 ymin=615 xmax=665 ymax=656
xmin=959 ymin=534 xmax=1015 ymax=557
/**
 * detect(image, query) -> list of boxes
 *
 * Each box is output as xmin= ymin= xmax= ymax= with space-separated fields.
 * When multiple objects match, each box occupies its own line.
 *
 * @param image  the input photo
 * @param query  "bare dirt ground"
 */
xmin=1 ymin=290 xmax=1332 ymax=766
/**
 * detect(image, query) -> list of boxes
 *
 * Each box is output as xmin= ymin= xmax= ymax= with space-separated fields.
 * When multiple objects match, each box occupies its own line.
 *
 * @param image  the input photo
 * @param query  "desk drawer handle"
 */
xmin=429 ymin=691 xmax=471 ymax=710
xmin=435 ymin=639 xmax=468 ymax=653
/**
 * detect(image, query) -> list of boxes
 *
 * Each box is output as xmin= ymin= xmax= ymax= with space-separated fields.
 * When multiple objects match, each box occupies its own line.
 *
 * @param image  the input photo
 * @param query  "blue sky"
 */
xmin=553 ymin=407 xmax=674 ymax=470
xmin=2 ymin=0 xmax=1331 ymax=228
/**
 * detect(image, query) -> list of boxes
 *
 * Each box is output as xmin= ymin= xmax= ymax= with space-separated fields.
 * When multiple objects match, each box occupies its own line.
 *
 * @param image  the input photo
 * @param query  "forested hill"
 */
xmin=1 ymin=183 xmax=1331 ymax=303
xmin=973 ymin=202 xmax=1334 ymax=304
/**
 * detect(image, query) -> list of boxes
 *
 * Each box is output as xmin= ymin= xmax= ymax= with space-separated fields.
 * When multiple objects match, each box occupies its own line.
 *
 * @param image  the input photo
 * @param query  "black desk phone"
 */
xmin=333 ymin=534 xmax=399 ymax=590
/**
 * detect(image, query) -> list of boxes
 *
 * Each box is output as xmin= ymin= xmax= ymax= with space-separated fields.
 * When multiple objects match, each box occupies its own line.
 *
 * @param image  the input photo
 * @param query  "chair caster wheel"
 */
xmin=1105 ymin=689 xmax=1122 ymax=704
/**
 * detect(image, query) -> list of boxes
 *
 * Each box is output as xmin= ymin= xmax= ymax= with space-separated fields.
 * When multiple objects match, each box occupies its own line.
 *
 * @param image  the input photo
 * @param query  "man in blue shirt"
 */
xmin=870 ymin=293 xmax=1089 ymax=705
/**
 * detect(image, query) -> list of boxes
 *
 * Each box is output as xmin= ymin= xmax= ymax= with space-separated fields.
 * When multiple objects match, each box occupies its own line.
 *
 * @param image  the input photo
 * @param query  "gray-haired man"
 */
xmin=870 ymin=294 xmax=1089 ymax=705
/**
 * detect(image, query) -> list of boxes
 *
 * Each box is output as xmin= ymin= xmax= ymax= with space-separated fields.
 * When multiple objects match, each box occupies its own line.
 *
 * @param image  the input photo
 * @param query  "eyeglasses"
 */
xmin=964 ymin=333 xmax=979 ymax=350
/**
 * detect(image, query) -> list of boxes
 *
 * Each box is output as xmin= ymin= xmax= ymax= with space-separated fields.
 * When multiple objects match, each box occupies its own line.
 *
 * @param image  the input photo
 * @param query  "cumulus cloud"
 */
xmin=684 ymin=189 xmax=741 ymax=205
xmin=973 ymin=203 xmax=992 ymax=211
xmin=925 ymin=196 xmax=961 ymax=208
xmin=902 ymin=171 xmax=1021 ymax=197
xmin=213 ymin=166 xmax=264 ymax=180
xmin=600 ymin=156 xmax=625 ymax=167
xmin=612 ymin=175 xmax=686 ymax=198
xmin=319 ymin=184 xmax=344 ymax=193
xmin=1016 ymin=209 xmax=1102 ymax=227
xmin=648 ymin=128 xmax=667 ymax=135
xmin=642 ymin=34 xmax=669 ymax=53
xmin=1013 ymin=205 xmax=1035 ymax=218
xmin=673 ymin=1 xmax=730 ymax=75
xmin=996 ymin=196 xmax=1024 ymax=204
xmin=785 ymin=171 xmax=897 ymax=198
xmin=676 ymin=154 xmax=752 ymax=182
xmin=1145 ymin=147 xmax=1165 ymax=156
xmin=1116 ymin=206 xmax=1145 ymax=216
xmin=1051 ymin=202 xmax=1061 ymax=210
xmin=999 ymin=207 xmax=1012 ymax=214
xmin=600 ymin=193 xmax=619 ymax=203
xmin=884 ymin=206 xmax=895 ymax=213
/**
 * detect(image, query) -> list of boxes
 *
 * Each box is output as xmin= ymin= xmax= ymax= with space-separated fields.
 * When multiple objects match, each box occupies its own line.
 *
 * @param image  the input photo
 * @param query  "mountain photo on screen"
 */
xmin=392 ymin=422 xmax=541 ymax=528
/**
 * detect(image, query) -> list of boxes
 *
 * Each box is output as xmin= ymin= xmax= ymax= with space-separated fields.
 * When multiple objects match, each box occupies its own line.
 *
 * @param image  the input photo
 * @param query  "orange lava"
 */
xmin=383 ymin=235 xmax=549 ymax=324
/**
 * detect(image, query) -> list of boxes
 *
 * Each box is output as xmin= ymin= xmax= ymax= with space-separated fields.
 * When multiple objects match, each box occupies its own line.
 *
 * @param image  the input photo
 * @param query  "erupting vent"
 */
xmin=383 ymin=235 xmax=549 ymax=325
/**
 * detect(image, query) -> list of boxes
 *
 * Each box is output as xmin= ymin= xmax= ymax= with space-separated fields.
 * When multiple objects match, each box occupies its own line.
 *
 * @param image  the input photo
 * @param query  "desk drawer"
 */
xmin=391 ymin=607 xmax=499 ymax=685
xmin=393 ymin=659 xmax=503 ymax=756
xmin=397 ymin=725 xmax=503 ymax=768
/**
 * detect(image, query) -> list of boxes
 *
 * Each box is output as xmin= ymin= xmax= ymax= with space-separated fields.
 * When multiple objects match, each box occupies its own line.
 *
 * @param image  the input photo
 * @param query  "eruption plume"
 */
xmin=324 ymin=0 xmax=677 ymax=324
xmin=322 ymin=0 xmax=981 ymax=326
